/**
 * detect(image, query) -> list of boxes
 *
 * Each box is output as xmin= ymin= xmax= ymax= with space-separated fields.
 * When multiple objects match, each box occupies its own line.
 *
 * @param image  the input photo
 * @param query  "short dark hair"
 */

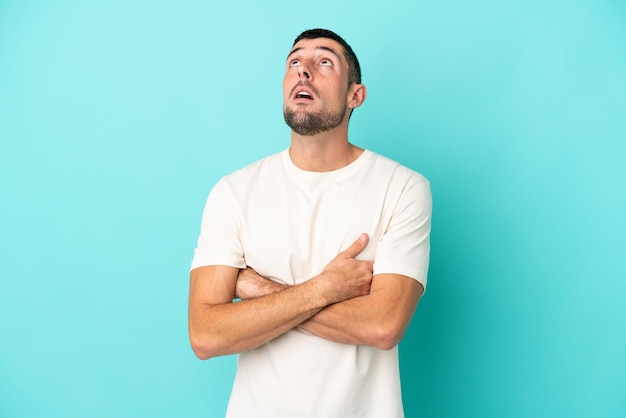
xmin=292 ymin=28 xmax=362 ymax=85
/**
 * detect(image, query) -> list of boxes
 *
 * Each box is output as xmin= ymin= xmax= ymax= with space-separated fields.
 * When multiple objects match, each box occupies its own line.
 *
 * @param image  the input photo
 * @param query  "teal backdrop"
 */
xmin=1 ymin=0 xmax=625 ymax=417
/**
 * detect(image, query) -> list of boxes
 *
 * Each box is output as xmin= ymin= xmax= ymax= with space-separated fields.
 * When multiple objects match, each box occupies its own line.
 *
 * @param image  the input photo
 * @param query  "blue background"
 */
xmin=1 ymin=0 xmax=625 ymax=417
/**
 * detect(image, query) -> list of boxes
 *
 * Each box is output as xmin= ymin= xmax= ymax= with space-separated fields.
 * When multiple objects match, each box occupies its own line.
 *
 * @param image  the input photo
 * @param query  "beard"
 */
xmin=283 ymin=105 xmax=347 ymax=136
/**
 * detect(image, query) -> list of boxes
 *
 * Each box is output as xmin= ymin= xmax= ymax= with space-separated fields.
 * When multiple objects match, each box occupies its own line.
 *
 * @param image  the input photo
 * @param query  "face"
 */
xmin=283 ymin=38 xmax=354 ymax=136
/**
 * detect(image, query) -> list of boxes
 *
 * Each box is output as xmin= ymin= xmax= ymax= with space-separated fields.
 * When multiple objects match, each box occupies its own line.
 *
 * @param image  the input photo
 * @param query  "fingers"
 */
xmin=340 ymin=233 xmax=369 ymax=259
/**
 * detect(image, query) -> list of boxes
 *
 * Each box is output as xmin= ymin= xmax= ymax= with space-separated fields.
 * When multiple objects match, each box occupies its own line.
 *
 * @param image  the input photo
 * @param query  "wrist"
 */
xmin=309 ymin=272 xmax=340 ymax=306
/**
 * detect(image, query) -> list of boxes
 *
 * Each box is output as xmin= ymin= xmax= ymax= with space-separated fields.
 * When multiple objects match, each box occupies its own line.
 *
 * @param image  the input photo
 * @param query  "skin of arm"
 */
xmin=188 ymin=234 xmax=374 ymax=360
xmin=236 ymin=268 xmax=423 ymax=350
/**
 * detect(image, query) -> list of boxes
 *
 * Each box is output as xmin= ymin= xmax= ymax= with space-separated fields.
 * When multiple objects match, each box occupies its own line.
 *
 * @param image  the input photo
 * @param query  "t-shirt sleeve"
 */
xmin=190 ymin=178 xmax=247 ymax=271
xmin=373 ymin=176 xmax=432 ymax=290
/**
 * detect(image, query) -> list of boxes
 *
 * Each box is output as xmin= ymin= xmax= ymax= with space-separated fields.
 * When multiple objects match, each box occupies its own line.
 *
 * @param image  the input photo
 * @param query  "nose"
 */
xmin=298 ymin=67 xmax=311 ymax=80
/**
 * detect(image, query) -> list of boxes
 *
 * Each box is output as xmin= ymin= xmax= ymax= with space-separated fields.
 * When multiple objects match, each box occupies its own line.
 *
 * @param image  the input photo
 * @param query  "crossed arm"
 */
xmin=188 ymin=234 xmax=423 ymax=360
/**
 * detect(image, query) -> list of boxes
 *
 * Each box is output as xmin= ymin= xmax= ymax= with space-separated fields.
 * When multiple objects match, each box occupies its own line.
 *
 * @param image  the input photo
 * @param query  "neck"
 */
xmin=289 ymin=127 xmax=363 ymax=172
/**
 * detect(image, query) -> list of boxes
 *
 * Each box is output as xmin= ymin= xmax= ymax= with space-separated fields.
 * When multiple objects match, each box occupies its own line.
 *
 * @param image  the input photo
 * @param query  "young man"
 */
xmin=189 ymin=28 xmax=432 ymax=417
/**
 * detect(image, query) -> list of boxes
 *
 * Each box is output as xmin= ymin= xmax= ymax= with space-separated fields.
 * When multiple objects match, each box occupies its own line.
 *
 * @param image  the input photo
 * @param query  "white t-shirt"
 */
xmin=191 ymin=149 xmax=431 ymax=418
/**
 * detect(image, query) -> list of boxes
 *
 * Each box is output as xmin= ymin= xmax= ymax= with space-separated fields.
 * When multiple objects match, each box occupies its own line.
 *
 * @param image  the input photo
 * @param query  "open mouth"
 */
xmin=291 ymin=84 xmax=316 ymax=101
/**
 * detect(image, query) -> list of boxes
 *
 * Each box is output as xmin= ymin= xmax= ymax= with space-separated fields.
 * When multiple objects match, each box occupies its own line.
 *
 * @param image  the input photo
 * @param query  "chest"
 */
xmin=239 ymin=178 xmax=398 ymax=284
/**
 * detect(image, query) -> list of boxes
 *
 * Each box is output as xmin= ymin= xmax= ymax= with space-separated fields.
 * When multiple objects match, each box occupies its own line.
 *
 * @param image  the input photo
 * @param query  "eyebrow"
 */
xmin=286 ymin=45 xmax=342 ymax=61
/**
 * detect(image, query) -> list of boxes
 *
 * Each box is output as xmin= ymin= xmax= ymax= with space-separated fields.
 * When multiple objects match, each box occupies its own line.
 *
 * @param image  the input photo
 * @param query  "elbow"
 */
xmin=191 ymin=345 xmax=212 ymax=361
xmin=373 ymin=335 xmax=401 ymax=351
xmin=189 ymin=329 xmax=218 ymax=360
xmin=372 ymin=322 xmax=406 ymax=351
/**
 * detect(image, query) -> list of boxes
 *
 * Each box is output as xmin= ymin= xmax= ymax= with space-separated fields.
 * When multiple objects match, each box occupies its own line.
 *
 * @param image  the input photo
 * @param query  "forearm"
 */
xmin=239 ymin=271 xmax=422 ymax=349
xmin=191 ymin=234 xmax=376 ymax=357
xmin=190 ymin=234 xmax=374 ymax=359
xmin=190 ymin=254 xmax=373 ymax=359
xmin=298 ymin=296 xmax=385 ymax=346
xmin=232 ymin=270 xmax=367 ymax=346
xmin=302 ymin=275 xmax=422 ymax=349
xmin=190 ymin=281 xmax=325 ymax=359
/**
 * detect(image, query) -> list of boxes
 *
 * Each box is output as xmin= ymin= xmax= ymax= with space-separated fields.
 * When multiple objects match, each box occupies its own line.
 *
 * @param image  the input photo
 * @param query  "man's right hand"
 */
xmin=316 ymin=233 xmax=374 ymax=304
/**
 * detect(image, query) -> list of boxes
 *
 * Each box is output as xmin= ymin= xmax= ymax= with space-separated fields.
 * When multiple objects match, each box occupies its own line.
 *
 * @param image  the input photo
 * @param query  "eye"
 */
xmin=319 ymin=59 xmax=332 ymax=67
xmin=289 ymin=59 xmax=300 ymax=67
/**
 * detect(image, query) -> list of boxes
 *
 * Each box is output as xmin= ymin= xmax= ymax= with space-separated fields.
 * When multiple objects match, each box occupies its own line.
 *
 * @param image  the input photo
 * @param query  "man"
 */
xmin=189 ymin=28 xmax=431 ymax=417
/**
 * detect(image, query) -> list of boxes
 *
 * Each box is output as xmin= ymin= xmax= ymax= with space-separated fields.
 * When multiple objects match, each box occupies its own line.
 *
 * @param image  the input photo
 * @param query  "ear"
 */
xmin=348 ymin=84 xmax=367 ymax=109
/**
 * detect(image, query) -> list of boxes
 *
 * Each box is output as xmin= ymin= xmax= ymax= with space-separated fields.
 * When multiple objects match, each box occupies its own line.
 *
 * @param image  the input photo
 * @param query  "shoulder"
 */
xmin=365 ymin=150 xmax=430 ymax=186
xmin=218 ymin=150 xmax=286 ymax=189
